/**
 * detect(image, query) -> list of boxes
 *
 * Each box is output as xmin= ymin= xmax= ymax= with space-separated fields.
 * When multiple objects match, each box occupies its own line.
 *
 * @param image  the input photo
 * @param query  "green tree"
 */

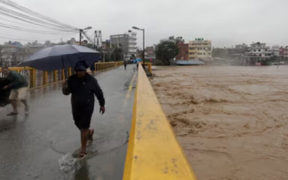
xmin=155 ymin=40 xmax=179 ymax=65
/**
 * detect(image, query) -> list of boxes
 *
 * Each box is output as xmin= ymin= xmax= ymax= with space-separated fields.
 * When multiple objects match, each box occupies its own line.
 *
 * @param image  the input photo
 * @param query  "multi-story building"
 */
xmin=248 ymin=42 xmax=272 ymax=58
xmin=176 ymin=42 xmax=189 ymax=60
xmin=280 ymin=46 xmax=288 ymax=58
xmin=0 ymin=41 xmax=45 ymax=67
xmin=188 ymin=38 xmax=212 ymax=60
xmin=271 ymin=45 xmax=280 ymax=57
xmin=110 ymin=31 xmax=137 ymax=60
xmin=1 ymin=41 xmax=24 ymax=66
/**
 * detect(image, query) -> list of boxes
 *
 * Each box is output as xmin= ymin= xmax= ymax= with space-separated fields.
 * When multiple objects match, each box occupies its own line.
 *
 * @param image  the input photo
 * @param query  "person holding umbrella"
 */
xmin=19 ymin=44 xmax=103 ymax=157
xmin=62 ymin=61 xmax=105 ymax=158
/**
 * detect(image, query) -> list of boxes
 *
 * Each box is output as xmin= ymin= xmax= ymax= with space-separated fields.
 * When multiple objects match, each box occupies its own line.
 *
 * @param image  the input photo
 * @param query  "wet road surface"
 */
xmin=0 ymin=65 xmax=137 ymax=180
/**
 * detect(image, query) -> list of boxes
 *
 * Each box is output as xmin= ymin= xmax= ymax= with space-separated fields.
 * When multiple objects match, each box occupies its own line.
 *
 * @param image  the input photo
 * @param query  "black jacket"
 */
xmin=0 ymin=78 xmax=11 ymax=106
xmin=62 ymin=74 xmax=105 ymax=109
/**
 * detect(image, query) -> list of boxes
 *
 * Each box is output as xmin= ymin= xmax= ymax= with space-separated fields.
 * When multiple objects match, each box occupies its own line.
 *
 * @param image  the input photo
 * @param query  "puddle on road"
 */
xmin=58 ymin=131 xmax=129 ymax=178
xmin=59 ymin=153 xmax=81 ymax=173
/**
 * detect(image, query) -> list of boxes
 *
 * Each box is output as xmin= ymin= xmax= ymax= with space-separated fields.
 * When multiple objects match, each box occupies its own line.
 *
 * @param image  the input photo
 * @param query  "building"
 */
xmin=0 ymin=41 xmax=45 ymax=67
xmin=244 ymin=42 xmax=273 ymax=65
xmin=280 ymin=46 xmax=288 ymax=59
xmin=110 ymin=31 xmax=137 ymax=60
xmin=176 ymin=42 xmax=189 ymax=60
xmin=1 ymin=41 xmax=24 ymax=66
xmin=235 ymin=43 xmax=249 ymax=50
xmin=188 ymin=38 xmax=212 ymax=60
xmin=246 ymin=42 xmax=273 ymax=64
xmin=248 ymin=42 xmax=272 ymax=59
xmin=145 ymin=46 xmax=155 ymax=60
xmin=272 ymin=45 xmax=280 ymax=57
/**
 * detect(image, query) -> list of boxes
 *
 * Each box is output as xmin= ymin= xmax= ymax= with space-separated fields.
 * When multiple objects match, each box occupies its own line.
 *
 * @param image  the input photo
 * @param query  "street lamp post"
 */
xmin=79 ymin=26 xmax=92 ymax=45
xmin=132 ymin=26 xmax=145 ymax=66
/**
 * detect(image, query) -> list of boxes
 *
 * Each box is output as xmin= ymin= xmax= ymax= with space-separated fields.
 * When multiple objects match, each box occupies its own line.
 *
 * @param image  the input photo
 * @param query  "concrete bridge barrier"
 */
xmin=123 ymin=65 xmax=197 ymax=180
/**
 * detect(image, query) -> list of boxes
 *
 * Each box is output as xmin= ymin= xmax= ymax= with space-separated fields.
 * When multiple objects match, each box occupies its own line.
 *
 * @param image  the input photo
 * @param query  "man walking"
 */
xmin=123 ymin=60 xmax=127 ymax=70
xmin=2 ymin=67 xmax=29 ymax=116
xmin=62 ymin=62 xmax=105 ymax=158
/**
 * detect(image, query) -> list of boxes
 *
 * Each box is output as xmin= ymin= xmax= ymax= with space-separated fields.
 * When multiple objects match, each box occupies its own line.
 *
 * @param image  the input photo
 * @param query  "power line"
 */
xmin=0 ymin=35 xmax=49 ymax=42
xmin=0 ymin=5 xmax=77 ymax=32
xmin=0 ymin=34 xmax=77 ymax=43
xmin=0 ymin=0 xmax=78 ymax=30
xmin=0 ymin=16 xmax=53 ymax=30
xmin=0 ymin=0 xmax=81 ymax=44
xmin=0 ymin=22 xmax=77 ymax=34
xmin=0 ymin=5 xmax=74 ymax=31
xmin=0 ymin=11 xmax=76 ymax=33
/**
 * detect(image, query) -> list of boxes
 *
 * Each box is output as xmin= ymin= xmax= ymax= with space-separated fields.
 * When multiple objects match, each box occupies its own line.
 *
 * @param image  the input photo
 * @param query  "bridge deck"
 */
xmin=0 ymin=65 xmax=136 ymax=180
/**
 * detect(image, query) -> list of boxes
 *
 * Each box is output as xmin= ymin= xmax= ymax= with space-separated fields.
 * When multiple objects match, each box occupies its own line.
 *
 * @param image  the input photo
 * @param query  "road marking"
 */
xmin=123 ymin=72 xmax=137 ymax=107
xmin=126 ymin=73 xmax=136 ymax=99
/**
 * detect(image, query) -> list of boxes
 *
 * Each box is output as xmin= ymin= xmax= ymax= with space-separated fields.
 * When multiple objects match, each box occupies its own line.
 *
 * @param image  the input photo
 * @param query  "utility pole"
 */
xmin=94 ymin=30 xmax=102 ymax=49
xmin=79 ymin=26 xmax=92 ymax=45
xmin=99 ymin=31 xmax=102 ymax=48
xmin=79 ymin=29 xmax=82 ymax=45
xmin=132 ymin=26 xmax=146 ymax=65
xmin=94 ymin=30 xmax=97 ymax=49
xmin=143 ymin=29 xmax=145 ymax=62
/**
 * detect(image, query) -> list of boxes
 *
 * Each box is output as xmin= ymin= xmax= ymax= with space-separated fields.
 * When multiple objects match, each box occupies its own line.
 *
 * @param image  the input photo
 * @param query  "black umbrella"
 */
xmin=19 ymin=44 xmax=101 ymax=71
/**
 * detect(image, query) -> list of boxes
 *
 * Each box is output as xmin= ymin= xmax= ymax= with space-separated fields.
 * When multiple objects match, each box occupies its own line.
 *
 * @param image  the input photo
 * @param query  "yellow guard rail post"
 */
xmin=30 ymin=68 xmax=36 ymax=88
xmin=61 ymin=69 xmax=65 ymax=81
xmin=53 ymin=70 xmax=58 ymax=82
xmin=123 ymin=65 xmax=197 ymax=180
xmin=0 ymin=62 xmax=122 ymax=88
xmin=42 ymin=71 xmax=48 ymax=86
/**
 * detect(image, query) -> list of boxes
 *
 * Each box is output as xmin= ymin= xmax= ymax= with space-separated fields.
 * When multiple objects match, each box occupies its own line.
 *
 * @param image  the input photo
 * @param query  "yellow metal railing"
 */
xmin=143 ymin=62 xmax=152 ymax=74
xmin=0 ymin=61 xmax=123 ymax=88
xmin=123 ymin=65 xmax=196 ymax=180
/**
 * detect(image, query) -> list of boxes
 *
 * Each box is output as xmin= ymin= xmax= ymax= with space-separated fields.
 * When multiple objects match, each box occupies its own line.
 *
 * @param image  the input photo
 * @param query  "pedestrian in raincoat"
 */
xmin=2 ymin=67 xmax=29 ymax=115
xmin=62 ymin=61 xmax=105 ymax=158
xmin=123 ymin=60 xmax=127 ymax=70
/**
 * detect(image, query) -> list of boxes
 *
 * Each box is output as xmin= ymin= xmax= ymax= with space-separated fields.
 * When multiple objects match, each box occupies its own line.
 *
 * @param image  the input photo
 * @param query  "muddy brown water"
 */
xmin=151 ymin=65 xmax=288 ymax=180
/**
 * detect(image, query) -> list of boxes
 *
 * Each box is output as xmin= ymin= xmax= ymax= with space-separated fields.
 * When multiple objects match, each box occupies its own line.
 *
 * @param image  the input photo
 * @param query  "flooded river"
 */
xmin=151 ymin=65 xmax=288 ymax=180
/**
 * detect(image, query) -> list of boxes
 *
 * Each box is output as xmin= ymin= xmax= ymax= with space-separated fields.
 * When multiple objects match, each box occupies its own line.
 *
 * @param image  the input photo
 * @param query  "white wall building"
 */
xmin=248 ymin=42 xmax=272 ymax=58
xmin=110 ymin=31 xmax=137 ymax=60
xmin=188 ymin=38 xmax=212 ymax=60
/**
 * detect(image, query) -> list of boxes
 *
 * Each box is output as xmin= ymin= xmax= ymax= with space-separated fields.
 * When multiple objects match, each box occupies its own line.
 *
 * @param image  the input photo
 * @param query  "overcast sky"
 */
xmin=2 ymin=0 xmax=288 ymax=47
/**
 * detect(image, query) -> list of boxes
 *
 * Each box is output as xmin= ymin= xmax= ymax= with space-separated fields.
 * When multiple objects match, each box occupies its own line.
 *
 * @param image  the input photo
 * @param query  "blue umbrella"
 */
xmin=136 ymin=58 xmax=142 ymax=62
xmin=19 ymin=44 xmax=101 ymax=71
